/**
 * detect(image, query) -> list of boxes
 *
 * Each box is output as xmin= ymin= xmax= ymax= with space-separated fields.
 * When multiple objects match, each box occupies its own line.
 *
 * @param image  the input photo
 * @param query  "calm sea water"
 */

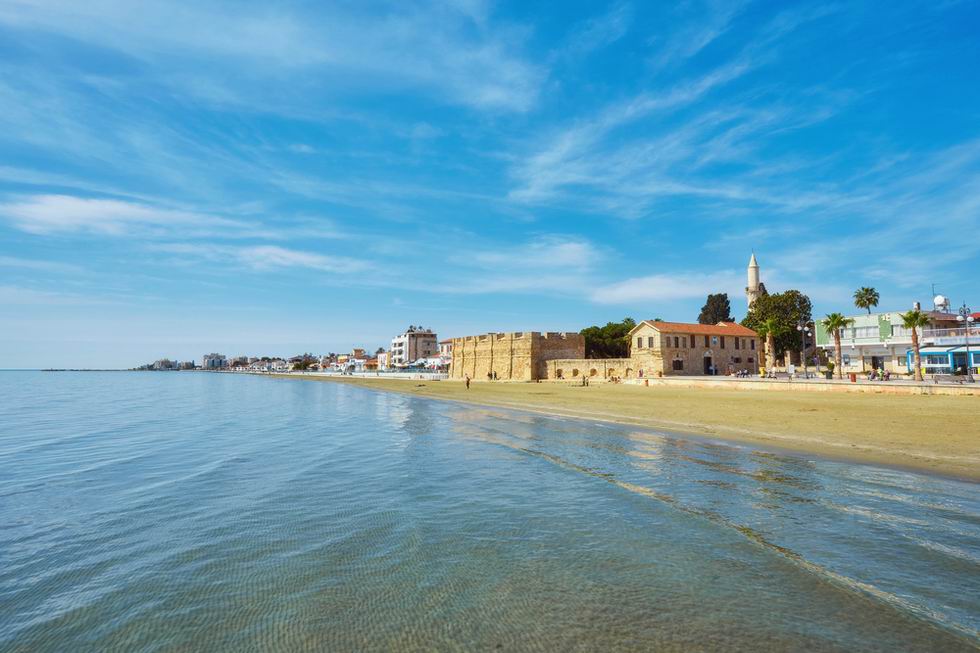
xmin=0 ymin=372 xmax=977 ymax=652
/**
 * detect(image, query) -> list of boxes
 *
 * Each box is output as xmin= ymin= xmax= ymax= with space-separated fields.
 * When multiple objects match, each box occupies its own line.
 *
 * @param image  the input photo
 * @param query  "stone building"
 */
xmin=544 ymin=321 xmax=760 ymax=381
xmin=448 ymin=332 xmax=585 ymax=381
xmin=628 ymin=320 xmax=760 ymax=376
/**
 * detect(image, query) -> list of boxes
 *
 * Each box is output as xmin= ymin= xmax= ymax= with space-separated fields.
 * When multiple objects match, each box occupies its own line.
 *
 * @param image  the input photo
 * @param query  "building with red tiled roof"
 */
xmin=539 ymin=320 xmax=761 ymax=381
xmin=627 ymin=320 xmax=760 ymax=376
xmin=632 ymin=320 xmax=759 ymax=337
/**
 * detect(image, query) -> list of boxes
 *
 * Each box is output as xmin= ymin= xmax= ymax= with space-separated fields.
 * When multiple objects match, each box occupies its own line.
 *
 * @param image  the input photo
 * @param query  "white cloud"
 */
xmin=0 ymin=256 xmax=84 ymax=274
xmin=466 ymin=236 xmax=601 ymax=269
xmin=0 ymin=1 xmax=543 ymax=113
xmin=591 ymin=271 xmax=744 ymax=304
xmin=0 ymin=194 xmax=245 ymax=236
xmin=562 ymin=3 xmax=633 ymax=57
xmin=154 ymin=243 xmax=371 ymax=274
xmin=647 ymin=0 xmax=747 ymax=69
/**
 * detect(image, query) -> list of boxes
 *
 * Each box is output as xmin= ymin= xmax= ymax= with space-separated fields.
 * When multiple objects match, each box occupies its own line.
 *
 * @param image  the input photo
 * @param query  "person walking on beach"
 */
xmin=465 ymin=374 xmax=471 ymax=389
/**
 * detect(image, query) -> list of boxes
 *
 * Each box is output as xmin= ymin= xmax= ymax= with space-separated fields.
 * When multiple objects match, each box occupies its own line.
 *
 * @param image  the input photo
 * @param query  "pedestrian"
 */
xmin=465 ymin=374 xmax=471 ymax=389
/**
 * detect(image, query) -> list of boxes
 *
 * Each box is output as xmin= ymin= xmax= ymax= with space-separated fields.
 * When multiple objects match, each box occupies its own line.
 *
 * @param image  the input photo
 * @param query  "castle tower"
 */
xmin=746 ymin=252 xmax=762 ymax=308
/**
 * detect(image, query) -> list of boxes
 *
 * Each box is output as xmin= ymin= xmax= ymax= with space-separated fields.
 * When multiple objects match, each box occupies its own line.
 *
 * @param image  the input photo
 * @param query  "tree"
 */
xmin=741 ymin=290 xmax=813 ymax=357
xmin=900 ymin=309 xmax=931 ymax=382
xmin=755 ymin=317 xmax=786 ymax=372
xmin=698 ymin=293 xmax=733 ymax=324
xmin=853 ymin=287 xmax=880 ymax=314
xmin=821 ymin=313 xmax=854 ymax=379
xmin=580 ymin=317 xmax=636 ymax=358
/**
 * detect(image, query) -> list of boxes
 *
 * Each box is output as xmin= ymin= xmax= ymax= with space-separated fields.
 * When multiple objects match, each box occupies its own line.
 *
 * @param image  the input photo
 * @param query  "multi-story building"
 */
xmin=813 ymin=304 xmax=969 ymax=374
xmin=390 ymin=326 xmax=438 ymax=366
xmin=201 ymin=353 xmax=227 ymax=369
xmin=376 ymin=351 xmax=390 ymax=370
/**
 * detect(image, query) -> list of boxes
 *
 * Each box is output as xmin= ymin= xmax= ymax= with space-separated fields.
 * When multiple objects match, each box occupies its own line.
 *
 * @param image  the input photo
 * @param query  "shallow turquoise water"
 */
xmin=0 ymin=371 xmax=977 ymax=652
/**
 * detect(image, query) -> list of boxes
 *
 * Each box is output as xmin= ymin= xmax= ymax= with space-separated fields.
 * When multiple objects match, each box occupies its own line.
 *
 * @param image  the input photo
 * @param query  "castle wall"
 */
xmin=545 ymin=358 xmax=633 ymax=381
xmin=449 ymin=332 xmax=585 ymax=381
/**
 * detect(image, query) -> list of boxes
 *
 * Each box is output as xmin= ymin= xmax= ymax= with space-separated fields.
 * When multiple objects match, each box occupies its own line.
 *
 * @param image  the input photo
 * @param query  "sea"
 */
xmin=0 ymin=371 xmax=978 ymax=652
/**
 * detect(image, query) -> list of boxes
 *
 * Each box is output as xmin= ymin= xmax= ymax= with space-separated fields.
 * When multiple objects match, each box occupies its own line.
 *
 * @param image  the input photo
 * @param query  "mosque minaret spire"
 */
xmin=746 ymin=252 xmax=763 ymax=308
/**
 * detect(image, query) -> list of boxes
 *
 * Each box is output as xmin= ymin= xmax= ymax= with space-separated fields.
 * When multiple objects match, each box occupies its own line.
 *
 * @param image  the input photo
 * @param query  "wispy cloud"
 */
xmin=0 ymin=194 xmax=247 ymax=237
xmin=647 ymin=0 xmax=747 ymax=68
xmin=560 ymin=3 xmax=633 ymax=58
xmin=153 ymin=243 xmax=371 ymax=274
xmin=0 ymin=1 xmax=544 ymax=113
xmin=591 ymin=270 xmax=744 ymax=304
xmin=0 ymin=255 xmax=85 ymax=274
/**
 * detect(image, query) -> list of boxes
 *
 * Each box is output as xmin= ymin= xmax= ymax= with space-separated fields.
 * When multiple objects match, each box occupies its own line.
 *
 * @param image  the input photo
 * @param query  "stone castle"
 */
xmin=448 ymin=255 xmax=763 ymax=382
xmin=448 ymin=332 xmax=585 ymax=381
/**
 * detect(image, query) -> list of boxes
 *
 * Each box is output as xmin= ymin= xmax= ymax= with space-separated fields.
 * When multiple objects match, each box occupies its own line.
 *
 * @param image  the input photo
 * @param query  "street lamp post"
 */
xmin=796 ymin=323 xmax=812 ymax=378
xmin=957 ymin=303 xmax=975 ymax=382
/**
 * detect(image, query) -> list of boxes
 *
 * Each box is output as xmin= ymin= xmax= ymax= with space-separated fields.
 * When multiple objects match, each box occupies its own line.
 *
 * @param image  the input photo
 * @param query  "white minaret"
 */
xmin=746 ymin=252 xmax=761 ymax=307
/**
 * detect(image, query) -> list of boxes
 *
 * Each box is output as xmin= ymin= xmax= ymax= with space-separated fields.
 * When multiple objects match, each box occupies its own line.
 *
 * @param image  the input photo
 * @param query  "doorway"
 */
xmin=703 ymin=356 xmax=713 ymax=375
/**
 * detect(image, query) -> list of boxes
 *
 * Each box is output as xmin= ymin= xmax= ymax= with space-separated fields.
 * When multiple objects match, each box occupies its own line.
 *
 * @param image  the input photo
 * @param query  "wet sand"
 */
xmin=277 ymin=375 xmax=980 ymax=482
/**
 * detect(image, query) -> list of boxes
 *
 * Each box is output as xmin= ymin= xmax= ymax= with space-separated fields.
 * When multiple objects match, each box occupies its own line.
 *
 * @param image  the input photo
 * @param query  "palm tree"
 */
xmin=755 ymin=317 xmax=785 ymax=373
xmin=900 ymin=309 xmax=931 ymax=382
xmin=821 ymin=313 xmax=854 ymax=379
xmin=853 ymin=287 xmax=880 ymax=314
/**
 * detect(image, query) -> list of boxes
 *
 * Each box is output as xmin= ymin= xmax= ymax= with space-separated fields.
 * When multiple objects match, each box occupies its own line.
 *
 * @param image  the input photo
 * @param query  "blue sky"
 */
xmin=1 ymin=0 xmax=979 ymax=368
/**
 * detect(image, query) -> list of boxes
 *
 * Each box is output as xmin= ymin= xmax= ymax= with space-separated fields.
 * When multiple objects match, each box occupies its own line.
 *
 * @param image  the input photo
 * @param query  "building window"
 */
xmin=648 ymin=336 xmax=654 ymax=348
xmin=735 ymin=338 xmax=740 ymax=350
xmin=750 ymin=340 xmax=755 ymax=350
xmin=674 ymin=336 xmax=680 ymax=347
xmin=691 ymin=336 xmax=696 ymax=349
xmin=720 ymin=336 xmax=725 ymax=349
xmin=704 ymin=335 xmax=709 ymax=347
xmin=637 ymin=336 xmax=643 ymax=349
xmin=672 ymin=359 xmax=684 ymax=371
xmin=748 ymin=357 xmax=754 ymax=363
xmin=734 ymin=357 xmax=741 ymax=363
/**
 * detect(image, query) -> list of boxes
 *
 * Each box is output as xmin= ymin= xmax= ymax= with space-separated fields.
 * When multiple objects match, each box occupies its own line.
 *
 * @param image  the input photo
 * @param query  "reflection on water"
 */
xmin=0 ymin=372 xmax=977 ymax=652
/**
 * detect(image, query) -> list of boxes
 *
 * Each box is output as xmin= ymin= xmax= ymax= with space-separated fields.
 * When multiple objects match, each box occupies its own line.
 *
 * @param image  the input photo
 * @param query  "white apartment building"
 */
xmin=814 ymin=303 xmax=965 ymax=374
xmin=201 ymin=353 xmax=227 ymax=369
xmin=390 ymin=326 xmax=438 ymax=366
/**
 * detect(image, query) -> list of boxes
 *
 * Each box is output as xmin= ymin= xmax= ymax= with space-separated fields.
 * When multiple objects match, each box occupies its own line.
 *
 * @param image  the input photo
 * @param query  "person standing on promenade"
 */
xmin=465 ymin=374 xmax=471 ymax=389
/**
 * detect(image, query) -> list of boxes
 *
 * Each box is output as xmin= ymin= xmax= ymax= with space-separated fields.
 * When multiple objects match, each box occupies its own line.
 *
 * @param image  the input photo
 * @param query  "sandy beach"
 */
xmin=277 ymin=375 xmax=980 ymax=481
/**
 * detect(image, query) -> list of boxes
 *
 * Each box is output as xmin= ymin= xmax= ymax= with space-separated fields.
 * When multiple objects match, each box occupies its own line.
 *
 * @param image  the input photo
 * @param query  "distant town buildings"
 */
xmin=390 ymin=326 xmax=438 ymax=367
xmin=201 ymin=353 xmax=227 ymax=369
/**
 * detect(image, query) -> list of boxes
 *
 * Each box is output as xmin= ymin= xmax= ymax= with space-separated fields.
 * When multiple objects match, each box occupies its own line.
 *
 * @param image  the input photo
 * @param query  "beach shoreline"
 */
xmin=269 ymin=374 xmax=980 ymax=482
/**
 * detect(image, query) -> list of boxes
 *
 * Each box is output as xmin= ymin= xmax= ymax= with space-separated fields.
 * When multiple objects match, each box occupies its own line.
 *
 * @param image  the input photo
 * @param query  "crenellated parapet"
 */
xmin=448 ymin=331 xmax=585 ymax=381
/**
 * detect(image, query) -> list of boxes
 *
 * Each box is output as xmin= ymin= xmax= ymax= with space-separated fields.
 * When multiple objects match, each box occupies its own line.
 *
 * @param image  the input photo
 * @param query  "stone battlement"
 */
xmin=449 ymin=331 xmax=585 ymax=381
xmin=456 ymin=331 xmax=578 ymax=343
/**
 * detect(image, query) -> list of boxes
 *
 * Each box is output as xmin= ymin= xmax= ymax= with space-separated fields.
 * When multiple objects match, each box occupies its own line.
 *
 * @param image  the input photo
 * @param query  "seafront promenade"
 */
xmin=270 ymin=372 xmax=980 ymax=482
